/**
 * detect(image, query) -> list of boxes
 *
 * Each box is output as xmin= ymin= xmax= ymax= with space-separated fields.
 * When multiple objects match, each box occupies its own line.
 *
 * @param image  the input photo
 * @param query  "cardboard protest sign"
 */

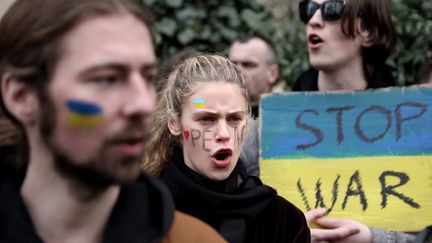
xmin=260 ymin=87 xmax=432 ymax=231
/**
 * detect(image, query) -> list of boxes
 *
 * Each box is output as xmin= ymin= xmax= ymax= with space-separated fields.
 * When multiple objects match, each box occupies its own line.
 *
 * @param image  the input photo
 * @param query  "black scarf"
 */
xmin=163 ymin=147 xmax=276 ymax=243
xmin=293 ymin=65 xmax=396 ymax=91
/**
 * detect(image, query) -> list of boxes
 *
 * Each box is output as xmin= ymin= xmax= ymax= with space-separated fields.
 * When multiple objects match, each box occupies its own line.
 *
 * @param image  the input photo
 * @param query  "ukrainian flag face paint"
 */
xmin=66 ymin=100 xmax=104 ymax=127
xmin=192 ymin=98 xmax=206 ymax=108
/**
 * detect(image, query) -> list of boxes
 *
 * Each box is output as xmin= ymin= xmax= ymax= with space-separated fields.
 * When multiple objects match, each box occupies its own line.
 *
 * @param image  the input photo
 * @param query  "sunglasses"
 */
xmin=299 ymin=0 xmax=345 ymax=24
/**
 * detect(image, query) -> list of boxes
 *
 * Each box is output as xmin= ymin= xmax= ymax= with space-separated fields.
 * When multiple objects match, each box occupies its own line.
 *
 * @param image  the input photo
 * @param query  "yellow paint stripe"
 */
xmin=68 ymin=113 xmax=103 ymax=127
xmin=260 ymin=156 xmax=432 ymax=231
xmin=193 ymin=104 xmax=206 ymax=108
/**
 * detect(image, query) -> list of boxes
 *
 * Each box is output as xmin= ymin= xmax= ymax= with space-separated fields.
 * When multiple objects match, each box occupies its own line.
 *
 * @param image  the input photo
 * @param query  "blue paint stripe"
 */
xmin=260 ymin=87 xmax=432 ymax=159
xmin=193 ymin=98 xmax=205 ymax=105
xmin=66 ymin=100 xmax=102 ymax=115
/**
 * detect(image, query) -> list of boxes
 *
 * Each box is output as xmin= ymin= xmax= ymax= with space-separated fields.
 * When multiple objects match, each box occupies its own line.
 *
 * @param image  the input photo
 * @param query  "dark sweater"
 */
xmin=0 ymin=168 xmax=176 ymax=243
xmin=293 ymin=66 xmax=396 ymax=91
xmin=163 ymin=148 xmax=311 ymax=243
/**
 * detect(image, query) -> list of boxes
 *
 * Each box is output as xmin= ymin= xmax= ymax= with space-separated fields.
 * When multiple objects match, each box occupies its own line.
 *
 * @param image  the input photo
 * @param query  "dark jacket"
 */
xmin=163 ymin=147 xmax=311 ymax=243
xmin=0 ymin=163 xmax=225 ymax=243
xmin=293 ymin=66 xmax=396 ymax=91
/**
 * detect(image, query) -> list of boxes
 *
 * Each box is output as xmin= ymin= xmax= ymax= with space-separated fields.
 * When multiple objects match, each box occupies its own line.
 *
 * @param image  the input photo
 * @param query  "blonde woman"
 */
xmin=144 ymin=54 xmax=310 ymax=243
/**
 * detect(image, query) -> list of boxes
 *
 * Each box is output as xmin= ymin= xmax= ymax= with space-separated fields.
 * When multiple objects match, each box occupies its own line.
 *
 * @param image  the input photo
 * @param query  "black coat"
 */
xmin=163 ymin=148 xmax=311 ymax=243
xmin=0 ymin=168 xmax=176 ymax=243
xmin=293 ymin=66 xmax=396 ymax=91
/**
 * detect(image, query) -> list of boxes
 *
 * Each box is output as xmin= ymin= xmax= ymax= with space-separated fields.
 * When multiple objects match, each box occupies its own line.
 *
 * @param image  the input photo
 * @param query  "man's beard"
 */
xmin=48 ymin=145 xmax=140 ymax=189
xmin=39 ymin=95 xmax=145 ymax=191
xmin=51 ymin=141 xmax=143 ymax=190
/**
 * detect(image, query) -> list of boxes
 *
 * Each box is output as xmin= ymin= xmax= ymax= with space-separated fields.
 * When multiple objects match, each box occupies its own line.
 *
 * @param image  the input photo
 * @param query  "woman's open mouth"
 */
xmin=211 ymin=148 xmax=233 ymax=168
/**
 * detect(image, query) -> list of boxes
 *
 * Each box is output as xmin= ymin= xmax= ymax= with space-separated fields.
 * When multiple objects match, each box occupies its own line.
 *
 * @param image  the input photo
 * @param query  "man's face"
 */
xmin=42 ymin=15 xmax=157 ymax=185
xmin=229 ymin=38 xmax=278 ymax=103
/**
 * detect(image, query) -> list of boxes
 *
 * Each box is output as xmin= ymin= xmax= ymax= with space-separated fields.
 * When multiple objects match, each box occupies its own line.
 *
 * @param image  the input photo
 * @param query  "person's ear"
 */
xmin=167 ymin=116 xmax=182 ymax=136
xmin=1 ymin=72 xmax=39 ymax=126
xmin=268 ymin=64 xmax=280 ymax=85
xmin=357 ymin=20 xmax=373 ymax=48
xmin=359 ymin=30 xmax=373 ymax=48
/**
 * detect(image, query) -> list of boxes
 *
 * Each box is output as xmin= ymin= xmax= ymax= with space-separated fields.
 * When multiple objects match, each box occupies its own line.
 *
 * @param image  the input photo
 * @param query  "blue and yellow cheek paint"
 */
xmin=66 ymin=100 xmax=103 ymax=127
xmin=193 ymin=98 xmax=206 ymax=108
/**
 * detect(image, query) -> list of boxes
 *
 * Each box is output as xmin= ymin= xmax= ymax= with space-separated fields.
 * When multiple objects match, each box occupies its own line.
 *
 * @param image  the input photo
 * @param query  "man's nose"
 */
xmin=122 ymin=73 xmax=156 ymax=118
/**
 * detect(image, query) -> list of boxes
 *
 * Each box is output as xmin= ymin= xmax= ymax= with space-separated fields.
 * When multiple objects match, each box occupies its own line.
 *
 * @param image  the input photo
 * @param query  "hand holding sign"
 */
xmin=306 ymin=208 xmax=371 ymax=243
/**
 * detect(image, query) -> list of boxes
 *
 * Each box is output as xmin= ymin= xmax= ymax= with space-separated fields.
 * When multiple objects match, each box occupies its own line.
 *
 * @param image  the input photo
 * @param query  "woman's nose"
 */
xmin=215 ymin=121 xmax=230 ymax=143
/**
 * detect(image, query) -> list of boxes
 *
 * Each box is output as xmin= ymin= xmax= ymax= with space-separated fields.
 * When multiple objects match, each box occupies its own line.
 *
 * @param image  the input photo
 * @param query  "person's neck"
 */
xmin=250 ymin=98 xmax=259 ymax=107
xmin=317 ymin=62 xmax=367 ymax=91
xmin=21 ymin=132 xmax=120 ymax=243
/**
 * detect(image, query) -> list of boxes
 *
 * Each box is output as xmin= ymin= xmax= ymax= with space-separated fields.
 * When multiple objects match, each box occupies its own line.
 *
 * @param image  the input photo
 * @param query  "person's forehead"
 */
xmin=236 ymin=38 xmax=268 ymax=51
xmin=230 ymin=39 xmax=268 ymax=61
xmin=190 ymin=82 xmax=244 ymax=101
xmin=60 ymin=14 xmax=155 ymax=64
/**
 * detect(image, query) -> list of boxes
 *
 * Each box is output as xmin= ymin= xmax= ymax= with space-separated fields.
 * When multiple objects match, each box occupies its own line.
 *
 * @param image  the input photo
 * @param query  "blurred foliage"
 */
xmin=141 ymin=0 xmax=431 ymax=87
xmin=389 ymin=0 xmax=432 ymax=85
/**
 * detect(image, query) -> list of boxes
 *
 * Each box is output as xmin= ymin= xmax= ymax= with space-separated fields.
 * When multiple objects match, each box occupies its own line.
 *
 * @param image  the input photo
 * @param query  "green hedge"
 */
xmin=390 ymin=0 xmax=432 ymax=85
xmin=141 ymin=0 xmax=431 ymax=87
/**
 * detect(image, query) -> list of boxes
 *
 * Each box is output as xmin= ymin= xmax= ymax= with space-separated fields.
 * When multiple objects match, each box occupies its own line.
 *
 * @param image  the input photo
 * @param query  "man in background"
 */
xmin=229 ymin=35 xmax=286 ymax=118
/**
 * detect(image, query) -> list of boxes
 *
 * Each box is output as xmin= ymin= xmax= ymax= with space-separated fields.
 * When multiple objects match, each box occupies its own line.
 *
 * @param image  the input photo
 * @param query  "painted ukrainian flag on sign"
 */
xmin=67 ymin=100 xmax=103 ymax=127
xmin=259 ymin=87 xmax=432 ymax=231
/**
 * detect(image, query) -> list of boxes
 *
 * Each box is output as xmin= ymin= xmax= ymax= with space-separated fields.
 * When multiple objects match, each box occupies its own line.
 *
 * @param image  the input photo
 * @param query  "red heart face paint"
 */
xmin=183 ymin=130 xmax=190 ymax=141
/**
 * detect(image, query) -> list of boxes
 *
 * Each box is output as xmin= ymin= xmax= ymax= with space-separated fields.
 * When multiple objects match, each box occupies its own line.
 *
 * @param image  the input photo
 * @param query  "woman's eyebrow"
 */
xmin=226 ymin=111 xmax=247 ymax=117
xmin=191 ymin=111 xmax=218 ymax=118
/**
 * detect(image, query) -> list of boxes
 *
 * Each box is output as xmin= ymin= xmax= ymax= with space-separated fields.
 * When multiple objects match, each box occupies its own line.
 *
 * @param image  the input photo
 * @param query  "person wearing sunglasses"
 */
xmin=291 ymin=0 xmax=420 ymax=242
xmin=293 ymin=0 xmax=397 ymax=92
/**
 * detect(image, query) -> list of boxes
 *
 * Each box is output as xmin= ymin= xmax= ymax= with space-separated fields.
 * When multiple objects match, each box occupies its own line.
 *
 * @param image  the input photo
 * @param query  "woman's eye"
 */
xmin=228 ymin=116 xmax=243 ymax=123
xmin=200 ymin=117 xmax=214 ymax=122
xmin=198 ymin=116 xmax=216 ymax=124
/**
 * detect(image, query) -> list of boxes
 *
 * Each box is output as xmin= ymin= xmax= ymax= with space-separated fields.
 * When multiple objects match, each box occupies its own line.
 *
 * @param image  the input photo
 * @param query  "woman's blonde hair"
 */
xmin=143 ymin=53 xmax=250 ymax=177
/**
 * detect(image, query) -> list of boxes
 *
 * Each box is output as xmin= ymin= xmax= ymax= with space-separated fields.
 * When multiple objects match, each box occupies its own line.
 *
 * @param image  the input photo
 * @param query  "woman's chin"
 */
xmin=207 ymin=169 xmax=233 ymax=181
